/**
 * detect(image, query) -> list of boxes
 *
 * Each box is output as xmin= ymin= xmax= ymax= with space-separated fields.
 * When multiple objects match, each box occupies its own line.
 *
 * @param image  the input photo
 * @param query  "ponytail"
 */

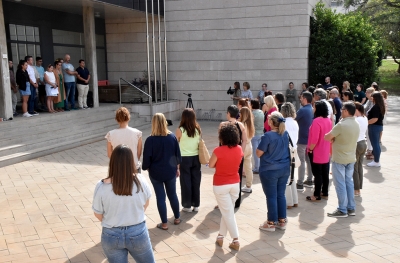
xmin=269 ymin=111 xmax=286 ymax=135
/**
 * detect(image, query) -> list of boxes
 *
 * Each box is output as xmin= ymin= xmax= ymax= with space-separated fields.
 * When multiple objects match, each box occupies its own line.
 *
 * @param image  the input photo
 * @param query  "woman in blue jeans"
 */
xmin=256 ymin=112 xmax=291 ymax=232
xmin=366 ymin=92 xmax=385 ymax=167
xmin=143 ymin=113 xmax=182 ymax=230
xmin=92 ymin=145 xmax=154 ymax=263
xmin=250 ymin=100 xmax=265 ymax=173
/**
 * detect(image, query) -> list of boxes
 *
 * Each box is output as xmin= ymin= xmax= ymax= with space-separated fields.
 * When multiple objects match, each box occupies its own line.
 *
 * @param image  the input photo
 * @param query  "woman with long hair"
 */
xmin=250 ymin=100 xmax=264 ymax=174
xmin=364 ymin=87 xmax=375 ymax=159
xmin=239 ymin=107 xmax=255 ymax=193
xmin=142 ymin=113 xmax=181 ymax=230
xmin=105 ymin=107 xmax=143 ymax=172
xmin=15 ymin=60 xmax=31 ymax=117
xmin=92 ymin=145 xmax=155 ymax=263
xmin=209 ymin=124 xmax=243 ymax=250
xmin=353 ymin=102 xmax=368 ymax=196
xmin=280 ymin=102 xmax=299 ymax=209
xmin=262 ymin=95 xmax=278 ymax=132
xmin=231 ymin=81 xmax=241 ymax=106
xmin=306 ymin=101 xmax=332 ymax=201
xmin=53 ymin=60 xmax=65 ymax=112
xmin=175 ymin=108 xmax=202 ymax=212
xmin=366 ymin=92 xmax=385 ymax=167
xmin=257 ymin=112 xmax=291 ymax=232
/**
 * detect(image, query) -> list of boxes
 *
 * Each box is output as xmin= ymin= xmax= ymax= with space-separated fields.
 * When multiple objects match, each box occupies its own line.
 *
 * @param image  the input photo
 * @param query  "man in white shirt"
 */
xmin=25 ymin=56 xmax=39 ymax=116
xmin=314 ymin=88 xmax=334 ymax=123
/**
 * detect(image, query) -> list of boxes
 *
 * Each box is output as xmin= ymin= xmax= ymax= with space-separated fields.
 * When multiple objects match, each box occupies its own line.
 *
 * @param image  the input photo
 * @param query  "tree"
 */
xmin=308 ymin=2 xmax=382 ymax=88
xmin=342 ymin=0 xmax=400 ymax=73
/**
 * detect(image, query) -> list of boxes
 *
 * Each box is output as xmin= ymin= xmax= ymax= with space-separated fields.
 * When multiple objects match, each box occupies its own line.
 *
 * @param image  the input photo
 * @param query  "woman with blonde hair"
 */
xmin=280 ymin=102 xmax=299 ymax=209
xmin=175 ymin=108 xmax=202 ymax=212
xmin=239 ymin=107 xmax=255 ymax=193
xmin=262 ymin=95 xmax=278 ymax=132
xmin=143 ymin=113 xmax=182 ymax=230
xmin=105 ymin=107 xmax=143 ymax=171
xmin=257 ymin=112 xmax=291 ymax=232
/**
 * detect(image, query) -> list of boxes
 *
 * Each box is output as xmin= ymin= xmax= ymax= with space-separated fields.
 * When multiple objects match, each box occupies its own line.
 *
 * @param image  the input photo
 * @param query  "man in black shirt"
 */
xmin=76 ymin=59 xmax=91 ymax=109
xmin=323 ymin=76 xmax=333 ymax=90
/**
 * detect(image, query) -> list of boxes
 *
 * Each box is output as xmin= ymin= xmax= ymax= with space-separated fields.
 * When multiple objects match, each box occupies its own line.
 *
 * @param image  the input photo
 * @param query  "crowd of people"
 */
xmin=91 ymin=77 xmax=388 ymax=262
xmin=9 ymin=54 xmax=92 ymax=117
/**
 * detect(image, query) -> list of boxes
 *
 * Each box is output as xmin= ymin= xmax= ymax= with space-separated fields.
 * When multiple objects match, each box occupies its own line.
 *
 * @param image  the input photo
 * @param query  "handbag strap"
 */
xmin=287 ymin=133 xmax=295 ymax=185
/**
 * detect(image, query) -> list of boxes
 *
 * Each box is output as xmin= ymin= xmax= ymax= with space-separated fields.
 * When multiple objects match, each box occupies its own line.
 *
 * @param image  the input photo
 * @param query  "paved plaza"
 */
xmin=1 ymin=97 xmax=400 ymax=263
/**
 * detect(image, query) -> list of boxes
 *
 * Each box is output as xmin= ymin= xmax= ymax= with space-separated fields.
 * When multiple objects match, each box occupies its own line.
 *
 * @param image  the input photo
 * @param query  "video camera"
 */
xmin=227 ymin=86 xmax=234 ymax=95
xmin=183 ymin=93 xmax=192 ymax=97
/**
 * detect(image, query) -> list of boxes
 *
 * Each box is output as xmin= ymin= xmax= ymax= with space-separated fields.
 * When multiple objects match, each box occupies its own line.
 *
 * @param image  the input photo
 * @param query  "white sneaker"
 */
xmin=193 ymin=207 xmax=199 ymax=212
xmin=367 ymin=161 xmax=381 ymax=167
xmin=241 ymin=186 xmax=252 ymax=193
xmin=22 ymin=112 xmax=32 ymax=117
xmin=182 ymin=208 xmax=192 ymax=213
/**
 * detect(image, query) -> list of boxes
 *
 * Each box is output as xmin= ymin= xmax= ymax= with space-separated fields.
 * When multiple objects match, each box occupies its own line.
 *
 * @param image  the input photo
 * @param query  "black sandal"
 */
xmin=156 ymin=223 xmax=168 ymax=230
xmin=306 ymin=196 xmax=321 ymax=202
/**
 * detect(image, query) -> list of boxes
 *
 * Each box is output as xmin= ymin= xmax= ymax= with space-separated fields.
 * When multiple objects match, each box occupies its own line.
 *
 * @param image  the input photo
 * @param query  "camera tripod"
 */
xmin=183 ymin=93 xmax=194 ymax=109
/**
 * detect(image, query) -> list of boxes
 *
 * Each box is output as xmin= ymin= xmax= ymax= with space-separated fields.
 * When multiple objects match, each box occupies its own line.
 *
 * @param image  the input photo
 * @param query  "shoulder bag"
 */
xmin=198 ymin=135 xmax=210 ymax=165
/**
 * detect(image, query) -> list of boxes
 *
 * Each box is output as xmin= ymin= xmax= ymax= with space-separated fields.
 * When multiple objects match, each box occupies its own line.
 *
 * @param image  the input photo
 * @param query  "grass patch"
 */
xmin=378 ymin=60 xmax=400 ymax=93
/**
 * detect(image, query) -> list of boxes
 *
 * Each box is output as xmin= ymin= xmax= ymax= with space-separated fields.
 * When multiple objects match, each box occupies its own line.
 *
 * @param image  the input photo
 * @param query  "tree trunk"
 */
xmin=393 ymin=56 xmax=400 ymax=73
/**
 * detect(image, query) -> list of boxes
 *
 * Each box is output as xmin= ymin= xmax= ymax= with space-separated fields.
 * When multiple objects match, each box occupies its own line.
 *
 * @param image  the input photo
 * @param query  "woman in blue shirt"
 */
xmin=142 ymin=113 xmax=182 ymax=230
xmin=256 ymin=112 xmax=291 ymax=232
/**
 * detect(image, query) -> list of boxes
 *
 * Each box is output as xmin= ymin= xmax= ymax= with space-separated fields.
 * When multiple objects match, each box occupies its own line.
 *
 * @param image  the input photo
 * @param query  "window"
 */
xmin=9 ymin=24 xmax=41 ymax=63
xmin=52 ymin=29 xmax=106 ymax=79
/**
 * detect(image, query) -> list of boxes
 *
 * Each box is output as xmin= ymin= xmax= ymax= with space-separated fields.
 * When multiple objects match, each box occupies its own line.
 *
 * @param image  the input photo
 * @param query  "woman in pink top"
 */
xmin=263 ymin=95 xmax=278 ymax=132
xmin=307 ymin=101 xmax=332 ymax=201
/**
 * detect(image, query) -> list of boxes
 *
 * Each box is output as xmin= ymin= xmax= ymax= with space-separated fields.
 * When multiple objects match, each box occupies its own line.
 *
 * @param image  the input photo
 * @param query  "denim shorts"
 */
xmin=19 ymin=82 xmax=31 ymax=96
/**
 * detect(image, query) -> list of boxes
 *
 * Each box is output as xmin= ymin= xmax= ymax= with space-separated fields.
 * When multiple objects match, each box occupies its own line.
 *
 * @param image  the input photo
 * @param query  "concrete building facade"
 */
xmin=0 ymin=0 xmax=330 ymax=120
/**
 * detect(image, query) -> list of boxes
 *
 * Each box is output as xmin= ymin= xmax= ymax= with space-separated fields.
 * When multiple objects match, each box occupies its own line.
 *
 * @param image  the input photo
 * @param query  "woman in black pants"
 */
xmin=175 ymin=108 xmax=202 ymax=212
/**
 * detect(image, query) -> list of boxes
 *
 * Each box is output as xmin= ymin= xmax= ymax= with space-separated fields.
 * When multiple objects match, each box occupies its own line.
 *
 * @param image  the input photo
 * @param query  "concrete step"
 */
xmin=0 ymin=104 xmax=150 ymax=168
xmin=0 ymin=116 xmax=147 ymax=157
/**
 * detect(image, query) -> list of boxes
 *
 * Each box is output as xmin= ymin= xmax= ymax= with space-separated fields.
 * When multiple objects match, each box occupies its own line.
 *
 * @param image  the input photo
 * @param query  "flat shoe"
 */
xmin=174 ymin=218 xmax=182 ymax=225
xmin=306 ymin=196 xmax=321 ymax=202
xmin=156 ymin=223 xmax=168 ymax=230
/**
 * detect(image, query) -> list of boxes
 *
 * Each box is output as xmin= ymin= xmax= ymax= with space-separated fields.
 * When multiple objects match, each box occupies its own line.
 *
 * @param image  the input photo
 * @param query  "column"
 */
xmin=83 ymin=4 xmax=99 ymax=107
xmin=0 ymin=0 xmax=12 ymax=119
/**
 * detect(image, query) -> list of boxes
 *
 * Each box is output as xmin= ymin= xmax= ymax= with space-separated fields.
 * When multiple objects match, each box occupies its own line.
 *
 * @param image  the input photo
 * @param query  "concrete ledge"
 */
xmin=129 ymin=100 xmax=185 ymax=121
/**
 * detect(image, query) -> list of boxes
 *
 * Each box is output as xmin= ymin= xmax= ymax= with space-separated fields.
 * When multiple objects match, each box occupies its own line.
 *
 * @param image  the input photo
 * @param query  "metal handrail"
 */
xmin=118 ymin=78 xmax=153 ymax=116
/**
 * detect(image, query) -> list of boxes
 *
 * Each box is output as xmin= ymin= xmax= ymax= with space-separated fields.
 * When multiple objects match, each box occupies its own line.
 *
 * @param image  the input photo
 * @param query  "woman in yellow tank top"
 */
xmin=175 ymin=108 xmax=202 ymax=212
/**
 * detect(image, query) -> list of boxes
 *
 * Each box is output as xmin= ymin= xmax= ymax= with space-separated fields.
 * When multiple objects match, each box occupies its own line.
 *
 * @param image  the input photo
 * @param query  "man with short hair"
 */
xmin=258 ymin=83 xmax=268 ymax=107
xmin=35 ymin=57 xmax=46 ymax=111
xmin=25 ymin=56 xmax=39 ymax=116
xmin=76 ymin=59 xmax=91 ymax=109
xmin=324 ymin=102 xmax=360 ymax=218
xmin=314 ymin=88 xmax=334 ymax=123
xmin=323 ymin=77 xmax=332 ymax=90
xmin=9 ymin=60 xmax=18 ymax=116
xmin=219 ymin=105 xmax=248 ymax=205
xmin=62 ymin=54 xmax=79 ymax=111
xmin=329 ymin=88 xmax=342 ymax=124
xmin=295 ymin=92 xmax=314 ymax=190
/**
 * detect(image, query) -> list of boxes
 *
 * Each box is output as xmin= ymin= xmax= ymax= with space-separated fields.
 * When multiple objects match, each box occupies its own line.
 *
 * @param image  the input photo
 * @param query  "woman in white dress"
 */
xmin=44 ymin=64 xmax=58 ymax=113
xmin=105 ymin=107 xmax=143 ymax=172
xmin=280 ymin=102 xmax=299 ymax=209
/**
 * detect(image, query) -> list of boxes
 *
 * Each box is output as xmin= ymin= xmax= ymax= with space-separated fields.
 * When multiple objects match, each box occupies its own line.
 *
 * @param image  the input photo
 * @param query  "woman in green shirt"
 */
xmin=175 ymin=108 xmax=202 ymax=212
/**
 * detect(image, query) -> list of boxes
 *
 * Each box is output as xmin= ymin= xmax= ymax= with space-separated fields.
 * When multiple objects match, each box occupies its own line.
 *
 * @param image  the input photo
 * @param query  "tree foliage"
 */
xmin=342 ymin=0 xmax=400 ymax=72
xmin=308 ymin=2 xmax=382 ymax=88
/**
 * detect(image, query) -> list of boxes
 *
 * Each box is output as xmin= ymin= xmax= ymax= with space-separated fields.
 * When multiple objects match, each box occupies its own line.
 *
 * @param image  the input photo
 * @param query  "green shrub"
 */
xmin=308 ymin=2 xmax=382 ymax=89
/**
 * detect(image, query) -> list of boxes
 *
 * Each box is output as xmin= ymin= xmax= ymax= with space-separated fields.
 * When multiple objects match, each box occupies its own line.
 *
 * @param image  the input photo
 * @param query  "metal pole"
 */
xmin=151 ymin=0 xmax=157 ymax=103
xmin=163 ymin=0 xmax=168 ymax=100
xmin=119 ymin=78 xmax=121 ymax=104
xmin=145 ymin=0 xmax=152 ymax=110
xmin=157 ymin=0 xmax=163 ymax=101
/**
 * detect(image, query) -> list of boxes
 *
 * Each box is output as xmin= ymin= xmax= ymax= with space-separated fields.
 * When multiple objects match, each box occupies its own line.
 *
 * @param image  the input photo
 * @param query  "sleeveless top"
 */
xmin=45 ymin=71 xmax=56 ymax=86
xmin=179 ymin=127 xmax=200 ymax=156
